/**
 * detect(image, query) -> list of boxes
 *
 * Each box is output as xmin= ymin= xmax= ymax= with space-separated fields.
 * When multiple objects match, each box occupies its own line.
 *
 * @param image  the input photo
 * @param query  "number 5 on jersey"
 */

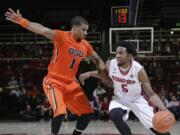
xmin=121 ymin=84 xmax=128 ymax=92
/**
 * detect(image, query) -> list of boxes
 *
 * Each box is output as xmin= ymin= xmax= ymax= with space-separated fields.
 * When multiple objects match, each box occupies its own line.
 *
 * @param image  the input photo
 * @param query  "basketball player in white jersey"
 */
xmin=79 ymin=41 xmax=171 ymax=135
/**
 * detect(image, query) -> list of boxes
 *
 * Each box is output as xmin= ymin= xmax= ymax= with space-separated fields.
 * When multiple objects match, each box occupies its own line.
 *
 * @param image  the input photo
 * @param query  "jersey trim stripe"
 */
xmin=118 ymin=60 xmax=132 ymax=76
xmin=49 ymin=84 xmax=58 ymax=111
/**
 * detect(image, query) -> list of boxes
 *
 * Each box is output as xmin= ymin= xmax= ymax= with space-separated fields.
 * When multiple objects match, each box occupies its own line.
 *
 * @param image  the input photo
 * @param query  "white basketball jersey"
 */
xmin=109 ymin=59 xmax=143 ymax=101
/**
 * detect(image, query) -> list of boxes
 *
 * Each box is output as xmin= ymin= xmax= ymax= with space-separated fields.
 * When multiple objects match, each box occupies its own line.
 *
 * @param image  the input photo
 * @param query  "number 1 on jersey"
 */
xmin=53 ymin=48 xmax=76 ymax=69
xmin=70 ymin=58 xmax=76 ymax=69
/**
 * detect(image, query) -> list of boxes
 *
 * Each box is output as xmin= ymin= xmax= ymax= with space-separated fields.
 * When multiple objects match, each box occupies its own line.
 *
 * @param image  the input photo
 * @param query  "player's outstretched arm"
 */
xmin=5 ymin=8 xmax=54 ymax=40
xmin=79 ymin=58 xmax=112 ymax=87
xmin=79 ymin=70 xmax=100 ymax=85
xmin=138 ymin=68 xmax=168 ymax=111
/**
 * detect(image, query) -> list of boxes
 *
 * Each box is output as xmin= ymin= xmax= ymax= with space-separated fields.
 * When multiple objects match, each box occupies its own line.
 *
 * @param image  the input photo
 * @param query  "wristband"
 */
xmin=19 ymin=18 xmax=29 ymax=28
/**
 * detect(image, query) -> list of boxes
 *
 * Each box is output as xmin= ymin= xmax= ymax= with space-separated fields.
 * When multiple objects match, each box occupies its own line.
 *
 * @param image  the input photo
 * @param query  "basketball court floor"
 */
xmin=0 ymin=120 xmax=179 ymax=135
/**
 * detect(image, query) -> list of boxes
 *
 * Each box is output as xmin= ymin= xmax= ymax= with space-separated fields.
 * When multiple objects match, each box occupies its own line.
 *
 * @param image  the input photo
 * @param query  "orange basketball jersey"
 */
xmin=47 ymin=30 xmax=94 ymax=82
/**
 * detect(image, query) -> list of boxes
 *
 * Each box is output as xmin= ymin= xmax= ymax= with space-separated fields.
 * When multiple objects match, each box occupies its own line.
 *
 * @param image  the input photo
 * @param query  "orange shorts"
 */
xmin=43 ymin=76 xmax=94 ymax=117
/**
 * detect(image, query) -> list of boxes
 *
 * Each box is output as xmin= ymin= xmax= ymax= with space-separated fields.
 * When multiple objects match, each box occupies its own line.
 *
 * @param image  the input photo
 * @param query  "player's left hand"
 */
xmin=5 ymin=8 xmax=23 ymax=24
xmin=79 ymin=72 xmax=91 ymax=85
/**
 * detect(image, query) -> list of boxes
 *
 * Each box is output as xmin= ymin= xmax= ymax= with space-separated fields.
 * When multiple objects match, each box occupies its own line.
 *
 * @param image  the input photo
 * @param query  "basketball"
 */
xmin=152 ymin=111 xmax=176 ymax=133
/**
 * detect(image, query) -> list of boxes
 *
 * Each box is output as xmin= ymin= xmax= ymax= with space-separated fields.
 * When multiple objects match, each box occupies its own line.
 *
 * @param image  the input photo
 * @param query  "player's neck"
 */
xmin=71 ymin=30 xmax=81 ymax=42
xmin=120 ymin=60 xmax=131 ymax=69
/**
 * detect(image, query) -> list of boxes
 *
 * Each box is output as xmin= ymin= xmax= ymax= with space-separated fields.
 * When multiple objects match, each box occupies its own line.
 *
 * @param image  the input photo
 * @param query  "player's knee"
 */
xmin=109 ymin=108 xmax=124 ymax=121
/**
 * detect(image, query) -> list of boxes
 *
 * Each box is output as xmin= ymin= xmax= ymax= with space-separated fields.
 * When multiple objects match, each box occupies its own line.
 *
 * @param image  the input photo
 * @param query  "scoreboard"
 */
xmin=111 ymin=6 xmax=130 ymax=26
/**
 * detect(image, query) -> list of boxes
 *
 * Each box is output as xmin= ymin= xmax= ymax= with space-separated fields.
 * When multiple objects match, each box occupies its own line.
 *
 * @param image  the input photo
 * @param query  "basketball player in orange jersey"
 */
xmin=79 ymin=41 xmax=172 ymax=135
xmin=5 ymin=8 xmax=112 ymax=135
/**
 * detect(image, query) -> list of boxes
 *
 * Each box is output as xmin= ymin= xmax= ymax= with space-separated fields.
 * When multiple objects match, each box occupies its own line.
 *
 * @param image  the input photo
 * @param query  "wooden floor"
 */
xmin=0 ymin=120 xmax=179 ymax=135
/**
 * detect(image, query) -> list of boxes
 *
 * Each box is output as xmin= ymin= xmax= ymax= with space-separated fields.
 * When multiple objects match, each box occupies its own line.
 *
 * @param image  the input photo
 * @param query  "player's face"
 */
xmin=116 ymin=46 xmax=131 ymax=66
xmin=73 ymin=23 xmax=89 ymax=40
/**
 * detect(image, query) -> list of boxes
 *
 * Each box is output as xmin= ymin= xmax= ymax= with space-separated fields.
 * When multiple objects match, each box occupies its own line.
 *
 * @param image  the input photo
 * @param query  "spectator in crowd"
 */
xmin=20 ymin=104 xmax=34 ymax=121
xmin=34 ymin=95 xmax=44 ymax=121
xmin=18 ymin=75 xmax=25 ymax=87
xmin=93 ymin=82 xmax=106 ymax=101
xmin=155 ymin=63 xmax=164 ymax=79
xmin=3 ymin=65 xmax=14 ymax=81
xmin=177 ymin=88 xmax=180 ymax=100
xmin=100 ymin=96 xmax=109 ymax=121
xmin=7 ymin=76 xmax=19 ymax=92
xmin=167 ymin=91 xmax=175 ymax=101
xmin=168 ymin=95 xmax=180 ymax=120
xmin=34 ymin=96 xmax=52 ymax=121
xmin=160 ymin=95 xmax=169 ymax=108
xmin=158 ymin=84 xmax=168 ymax=98
xmin=42 ymin=97 xmax=52 ymax=121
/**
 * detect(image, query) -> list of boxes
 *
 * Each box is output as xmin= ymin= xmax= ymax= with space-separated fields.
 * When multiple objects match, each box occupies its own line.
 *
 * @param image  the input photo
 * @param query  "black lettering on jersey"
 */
xmin=69 ymin=48 xmax=74 ymax=54
xmin=69 ymin=48 xmax=84 ymax=57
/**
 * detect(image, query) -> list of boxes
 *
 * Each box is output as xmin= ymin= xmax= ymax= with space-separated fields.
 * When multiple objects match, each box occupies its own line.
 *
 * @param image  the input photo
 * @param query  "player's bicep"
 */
xmin=138 ymin=68 xmax=149 ymax=83
xmin=89 ymin=51 xmax=102 ymax=64
xmin=89 ymin=51 xmax=107 ymax=74
xmin=138 ymin=68 xmax=155 ymax=97
xmin=28 ymin=22 xmax=55 ymax=40
xmin=43 ymin=27 xmax=55 ymax=40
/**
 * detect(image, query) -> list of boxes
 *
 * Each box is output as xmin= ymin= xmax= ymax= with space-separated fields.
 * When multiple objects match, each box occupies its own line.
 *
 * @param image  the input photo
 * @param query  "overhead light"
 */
xmin=170 ymin=31 xmax=174 ymax=34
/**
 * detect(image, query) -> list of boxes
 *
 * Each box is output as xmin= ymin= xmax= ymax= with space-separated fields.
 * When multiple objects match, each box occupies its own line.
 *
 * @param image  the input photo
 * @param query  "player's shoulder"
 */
xmin=110 ymin=58 xmax=116 ymax=62
xmin=53 ymin=29 xmax=67 ymax=39
xmin=132 ymin=60 xmax=141 ymax=66
xmin=132 ymin=60 xmax=143 ymax=70
xmin=54 ymin=29 xmax=66 ymax=35
xmin=81 ymin=39 xmax=94 ymax=51
xmin=81 ymin=39 xmax=90 ymax=45
xmin=108 ymin=58 xmax=116 ymax=65
xmin=105 ymin=59 xmax=112 ymax=66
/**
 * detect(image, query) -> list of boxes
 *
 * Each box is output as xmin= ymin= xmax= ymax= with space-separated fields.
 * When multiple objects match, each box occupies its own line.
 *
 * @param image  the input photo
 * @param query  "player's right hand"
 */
xmin=5 ymin=8 xmax=23 ymax=24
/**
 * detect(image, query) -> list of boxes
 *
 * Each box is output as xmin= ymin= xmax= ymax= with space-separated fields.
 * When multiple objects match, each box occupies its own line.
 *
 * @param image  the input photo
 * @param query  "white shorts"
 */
xmin=109 ymin=95 xmax=154 ymax=129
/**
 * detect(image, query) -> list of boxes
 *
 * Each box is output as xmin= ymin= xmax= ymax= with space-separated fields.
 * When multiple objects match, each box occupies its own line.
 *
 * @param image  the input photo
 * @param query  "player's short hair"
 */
xmin=71 ymin=16 xmax=89 ymax=27
xmin=115 ymin=41 xmax=136 ymax=56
